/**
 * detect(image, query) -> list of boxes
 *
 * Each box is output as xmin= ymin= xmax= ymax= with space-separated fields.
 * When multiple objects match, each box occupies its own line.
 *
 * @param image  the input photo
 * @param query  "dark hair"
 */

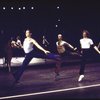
xmin=17 ymin=36 xmax=20 ymax=39
xmin=82 ymin=30 xmax=90 ymax=37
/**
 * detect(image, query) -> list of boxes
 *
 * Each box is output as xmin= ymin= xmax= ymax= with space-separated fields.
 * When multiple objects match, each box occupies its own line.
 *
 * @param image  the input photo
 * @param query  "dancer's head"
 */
xmin=82 ymin=30 xmax=90 ymax=38
xmin=43 ymin=35 xmax=45 ymax=39
xmin=58 ymin=34 xmax=62 ymax=40
xmin=16 ymin=36 xmax=20 ymax=40
xmin=25 ymin=30 xmax=32 ymax=37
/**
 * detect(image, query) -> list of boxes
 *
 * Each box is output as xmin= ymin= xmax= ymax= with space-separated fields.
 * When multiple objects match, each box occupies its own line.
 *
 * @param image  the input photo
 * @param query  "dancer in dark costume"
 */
xmin=55 ymin=34 xmax=77 ymax=78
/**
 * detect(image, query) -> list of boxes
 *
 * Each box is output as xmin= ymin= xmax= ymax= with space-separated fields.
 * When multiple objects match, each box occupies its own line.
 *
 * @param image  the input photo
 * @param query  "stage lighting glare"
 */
xmin=55 ymin=24 xmax=58 ymax=27
xmin=11 ymin=7 xmax=14 ymax=10
xmin=31 ymin=7 xmax=34 ymax=9
xmin=3 ymin=7 xmax=6 ymax=10
xmin=58 ymin=19 xmax=60 ymax=21
xmin=18 ymin=7 xmax=21 ymax=10
xmin=57 ymin=6 xmax=60 ymax=9
xmin=23 ymin=7 xmax=25 ymax=9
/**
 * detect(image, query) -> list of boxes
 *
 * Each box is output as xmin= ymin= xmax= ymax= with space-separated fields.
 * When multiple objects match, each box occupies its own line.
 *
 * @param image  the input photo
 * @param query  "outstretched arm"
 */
xmin=94 ymin=46 xmax=100 ymax=54
xmin=45 ymin=39 xmax=49 ymax=45
xmin=98 ymin=42 xmax=100 ymax=49
xmin=65 ymin=42 xmax=77 ymax=51
xmin=32 ymin=39 xmax=50 ymax=54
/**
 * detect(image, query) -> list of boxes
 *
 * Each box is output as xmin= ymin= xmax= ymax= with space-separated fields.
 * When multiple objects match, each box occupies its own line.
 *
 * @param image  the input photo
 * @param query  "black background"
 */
xmin=0 ymin=0 xmax=100 ymax=54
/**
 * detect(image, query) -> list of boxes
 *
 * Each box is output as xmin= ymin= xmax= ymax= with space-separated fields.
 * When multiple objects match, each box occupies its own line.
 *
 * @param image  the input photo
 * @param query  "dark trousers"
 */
xmin=14 ymin=50 xmax=60 ymax=81
xmin=79 ymin=49 xmax=91 ymax=75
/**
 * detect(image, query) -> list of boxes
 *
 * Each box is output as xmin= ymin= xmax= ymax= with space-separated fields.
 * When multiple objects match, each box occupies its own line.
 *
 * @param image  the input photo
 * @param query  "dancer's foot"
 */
xmin=55 ymin=74 xmax=60 ymax=80
xmin=78 ymin=75 xmax=84 ymax=82
xmin=8 ymin=67 xmax=11 ymax=72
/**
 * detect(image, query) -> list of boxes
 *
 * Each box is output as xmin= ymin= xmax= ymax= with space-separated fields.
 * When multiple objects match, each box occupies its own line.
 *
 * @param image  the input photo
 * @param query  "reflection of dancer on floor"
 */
xmin=78 ymin=30 xmax=100 ymax=82
xmin=55 ymin=34 xmax=77 ymax=78
xmin=12 ymin=30 xmax=60 ymax=83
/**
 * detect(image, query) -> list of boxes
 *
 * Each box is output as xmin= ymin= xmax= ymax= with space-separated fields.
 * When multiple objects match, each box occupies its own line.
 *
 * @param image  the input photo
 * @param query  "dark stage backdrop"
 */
xmin=0 ymin=0 xmax=100 ymax=56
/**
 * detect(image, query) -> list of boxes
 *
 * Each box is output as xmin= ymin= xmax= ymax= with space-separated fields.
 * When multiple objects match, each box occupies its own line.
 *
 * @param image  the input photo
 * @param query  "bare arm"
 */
xmin=98 ymin=42 xmax=100 ymax=49
xmin=45 ymin=39 xmax=49 ymax=45
xmin=32 ymin=39 xmax=50 ymax=54
xmin=65 ymin=42 xmax=77 ymax=51
xmin=94 ymin=46 xmax=100 ymax=54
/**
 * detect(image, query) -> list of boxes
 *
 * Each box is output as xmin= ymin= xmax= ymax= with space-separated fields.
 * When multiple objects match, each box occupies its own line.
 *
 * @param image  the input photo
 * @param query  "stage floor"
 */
xmin=0 ymin=57 xmax=56 ymax=67
xmin=0 ymin=56 xmax=82 ymax=67
xmin=0 ymin=57 xmax=100 ymax=100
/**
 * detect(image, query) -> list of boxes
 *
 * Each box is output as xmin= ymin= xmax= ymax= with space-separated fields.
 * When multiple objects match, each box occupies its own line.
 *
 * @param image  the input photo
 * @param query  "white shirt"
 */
xmin=80 ymin=38 xmax=93 ymax=49
xmin=56 ymin=41 xmax=67 ymax=54
xmin=23 ymin=38 xmax=34 ymax=53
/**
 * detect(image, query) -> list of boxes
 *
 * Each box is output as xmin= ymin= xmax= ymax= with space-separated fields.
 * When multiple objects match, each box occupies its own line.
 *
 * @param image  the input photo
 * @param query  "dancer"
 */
xmin=0 ymin=31 xmax=7 ymax=64
xmin=56 ymin=34 xmax=77 ymax=56
xmin=4 ymin=37 xmax=20 ymax=72
xmin=55 ymin=34 xmax=77 ymax=78
xmin=15 ymin=36 xmax=23 ymax=58
xmin=5 ymin=39 xmax=13 ymax=72
xmin=11 ymin=37 xmax=18 ymax=48
xmin=78 ymin=30 xmax=100 ymax=82
xmin=16 ymin=36 xmax=23 ymax=48
xmin=12 ymin=29 xmax=60 ymax=83
xmin=42 ymin=35 xmax=49 ymax=48
xmin=42 ymin=35 xmax=50 ymax=62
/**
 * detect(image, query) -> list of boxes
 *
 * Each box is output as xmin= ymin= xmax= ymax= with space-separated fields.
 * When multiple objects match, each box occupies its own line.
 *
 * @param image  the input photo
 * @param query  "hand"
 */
xmin=44 ymin=50 xmax=50 ymax=54
xmin=97 ymin=50 xmax=100 ymax=54
xmin=74 ymin=47 xmax=77 ymax=51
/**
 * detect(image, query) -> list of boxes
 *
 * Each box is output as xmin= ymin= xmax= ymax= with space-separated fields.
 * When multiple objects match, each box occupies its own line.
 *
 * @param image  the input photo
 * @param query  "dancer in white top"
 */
xmin=12 ymin=30 xmax=50 ymax=83
xmin=12 ymin=30 xmax=60 ymax=83
xmin=78 ymin=30 xmax=100 ymax=82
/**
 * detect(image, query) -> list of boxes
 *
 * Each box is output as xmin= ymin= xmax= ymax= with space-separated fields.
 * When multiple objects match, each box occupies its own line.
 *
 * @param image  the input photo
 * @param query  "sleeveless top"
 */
xmin=23 ymin=38 xmax=34 ymax=53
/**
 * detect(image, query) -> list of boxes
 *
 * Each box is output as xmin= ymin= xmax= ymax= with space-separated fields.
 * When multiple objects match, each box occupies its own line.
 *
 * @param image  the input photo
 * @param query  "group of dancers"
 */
xmin=4 ymin=36 xmax=23 ymax=72
xmin=1 ymin=29 xmax=100 ymax=83
xmin=56 ymin=30 xmax=100 ymax=82
xmin=11 ymin=29 xmax=100 ymax=84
